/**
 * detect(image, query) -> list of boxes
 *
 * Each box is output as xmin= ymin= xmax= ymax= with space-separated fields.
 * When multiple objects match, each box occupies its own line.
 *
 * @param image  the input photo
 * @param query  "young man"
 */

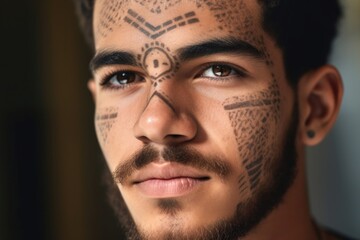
xmin=75 ymin=0 xmax=347 ymax=239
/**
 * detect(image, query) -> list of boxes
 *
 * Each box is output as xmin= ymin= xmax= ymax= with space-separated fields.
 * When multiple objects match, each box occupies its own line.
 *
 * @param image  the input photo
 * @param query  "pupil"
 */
xmin=117 ymin=72 xmax=134 ymax=84
xmin=213 ymin=65 xmax=231 ymax=77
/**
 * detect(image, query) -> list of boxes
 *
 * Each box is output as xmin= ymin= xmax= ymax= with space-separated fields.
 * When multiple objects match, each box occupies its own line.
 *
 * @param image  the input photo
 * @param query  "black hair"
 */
xmin=257 ymin=0 xmax=342 ymax=85
xmin=74 ymin=0 xmax=342 ymax=86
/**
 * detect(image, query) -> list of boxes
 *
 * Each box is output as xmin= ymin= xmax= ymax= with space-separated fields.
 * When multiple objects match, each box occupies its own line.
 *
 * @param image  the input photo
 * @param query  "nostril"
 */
xmin=165 ymin=134 xmax=189 ymax=143
xmin=137 ymin=136 xmax=151 ymax=143
xmin=169 ymin=134 xmax=184 ymax=139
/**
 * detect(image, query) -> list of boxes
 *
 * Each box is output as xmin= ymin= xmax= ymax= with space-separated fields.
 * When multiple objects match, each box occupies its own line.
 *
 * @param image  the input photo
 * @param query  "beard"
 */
xmin=103 ymin=108 xmax=298 ymax=240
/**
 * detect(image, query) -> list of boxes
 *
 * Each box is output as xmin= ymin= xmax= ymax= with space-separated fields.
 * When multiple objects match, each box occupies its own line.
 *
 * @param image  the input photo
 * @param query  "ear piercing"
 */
xmin=307 ymin=130 xmax=316 ymax=139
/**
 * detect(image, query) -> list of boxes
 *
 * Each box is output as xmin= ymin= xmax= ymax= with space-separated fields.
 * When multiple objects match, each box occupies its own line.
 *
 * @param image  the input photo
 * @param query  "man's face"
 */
xmin=91 ymin=0 xmax=297 ymax=239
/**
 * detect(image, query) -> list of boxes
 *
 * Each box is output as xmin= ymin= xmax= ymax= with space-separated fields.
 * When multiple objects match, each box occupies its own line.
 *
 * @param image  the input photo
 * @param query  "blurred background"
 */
xmin=0 ymin=0 xmax=358 ymax=239
xmin=307 ymin=0 xmax=360 ymax=237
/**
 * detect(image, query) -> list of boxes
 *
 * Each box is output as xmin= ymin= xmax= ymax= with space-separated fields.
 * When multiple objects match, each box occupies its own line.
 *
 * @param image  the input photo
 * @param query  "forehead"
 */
xmin=93 ymin=0 xmax=266 ymax=50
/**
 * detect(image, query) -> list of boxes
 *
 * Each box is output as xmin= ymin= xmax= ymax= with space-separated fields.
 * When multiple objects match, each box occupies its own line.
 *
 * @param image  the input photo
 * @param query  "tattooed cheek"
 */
xmin=223 ymin=80 xmax=281 ymax=197
xmin=95 ymin=107 xmax=119 ymax=144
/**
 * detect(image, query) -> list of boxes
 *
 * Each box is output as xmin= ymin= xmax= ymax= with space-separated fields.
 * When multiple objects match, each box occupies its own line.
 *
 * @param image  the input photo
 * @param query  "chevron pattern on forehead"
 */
xmin=124 ymin=9 xmax=200 ymax=39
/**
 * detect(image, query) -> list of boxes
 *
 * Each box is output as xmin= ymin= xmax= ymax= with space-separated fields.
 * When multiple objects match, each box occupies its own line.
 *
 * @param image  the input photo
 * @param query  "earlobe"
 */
xmin=88 ymin=79 xmax=97 ymax=102
xmin=297 ymin=65 xmax=343 ymax=146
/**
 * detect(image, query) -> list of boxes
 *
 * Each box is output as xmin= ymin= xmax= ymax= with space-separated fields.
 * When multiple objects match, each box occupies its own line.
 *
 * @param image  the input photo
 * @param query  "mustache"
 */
xmin=113 ymin=145 xmax=232 ymax=184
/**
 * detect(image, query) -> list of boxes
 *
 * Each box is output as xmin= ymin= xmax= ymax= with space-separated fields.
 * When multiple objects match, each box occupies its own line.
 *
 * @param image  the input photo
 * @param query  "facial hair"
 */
xmin=103 ymin=108 xmax=298 ymax=240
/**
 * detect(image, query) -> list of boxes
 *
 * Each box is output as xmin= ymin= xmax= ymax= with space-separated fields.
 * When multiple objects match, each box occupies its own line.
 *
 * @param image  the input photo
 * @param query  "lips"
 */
xmin=132 ymin=163 xmax=210 ymax=198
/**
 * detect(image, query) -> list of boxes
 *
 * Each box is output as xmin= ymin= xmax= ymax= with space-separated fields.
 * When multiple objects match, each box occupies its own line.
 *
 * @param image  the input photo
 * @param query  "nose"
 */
xmin=133 ymin=91 xmax=197 ymax=145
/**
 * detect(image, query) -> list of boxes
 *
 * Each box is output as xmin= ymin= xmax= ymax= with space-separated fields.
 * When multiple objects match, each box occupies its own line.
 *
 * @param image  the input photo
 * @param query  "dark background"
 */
xmin=0 ymin=0 xmax=124 ymax=239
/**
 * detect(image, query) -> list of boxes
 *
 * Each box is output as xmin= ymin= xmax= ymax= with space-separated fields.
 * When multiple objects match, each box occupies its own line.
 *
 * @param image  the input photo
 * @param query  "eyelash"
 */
xmin=196 ymin=62 xmax=249 ymax=80
xmin=99 ymin=69 xmax=145 ymax=91
xmin=97 ymin=63 xmax=249 ymax=91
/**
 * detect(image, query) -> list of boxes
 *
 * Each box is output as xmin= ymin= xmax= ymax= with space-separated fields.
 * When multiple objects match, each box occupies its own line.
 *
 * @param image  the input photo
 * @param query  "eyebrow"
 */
xmin=90 ymin=38 xmax=265 ymax=73
xmin=90 ymin=51 xmax=137 ymax=73
xmin=177 ymin=37 xmax=265 ymax=62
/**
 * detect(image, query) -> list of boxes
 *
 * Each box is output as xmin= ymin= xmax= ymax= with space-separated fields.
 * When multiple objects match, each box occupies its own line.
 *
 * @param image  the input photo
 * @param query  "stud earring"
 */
xmin=307 ymin=130 xmax=316 ymax=139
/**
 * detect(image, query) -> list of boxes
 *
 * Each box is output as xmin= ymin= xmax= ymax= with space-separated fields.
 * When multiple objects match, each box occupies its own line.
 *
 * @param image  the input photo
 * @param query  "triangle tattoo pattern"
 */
xmin=223 ymin=80 xmax=281 ymax=193
xmin=96 ymin=107 xmax=118 ymax=144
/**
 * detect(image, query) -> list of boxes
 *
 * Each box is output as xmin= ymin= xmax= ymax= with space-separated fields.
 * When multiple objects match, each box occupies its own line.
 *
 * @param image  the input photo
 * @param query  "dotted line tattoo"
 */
xmin=97 ymin=2 xmax=200 ymax=88
xmin=96 ymin=0 xmax=129 ymax=38
xmin=96 ymin=107 xmax=119 ymax=143
xmin=137 ymin=41 xmax=180 ymax=87
xmin=124 ymin=9 xmax=200 ymax=39
xmin=132 ymin=0 xmax=183 ymax=14
xmin=224 ymin=79 xmax=281 ymax=195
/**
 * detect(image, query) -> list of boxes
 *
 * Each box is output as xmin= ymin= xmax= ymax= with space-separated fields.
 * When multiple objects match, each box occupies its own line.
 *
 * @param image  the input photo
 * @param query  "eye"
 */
xmin=101 ymin=71 xmax=144 ymax=89
xmin=201 ymin=64 xmax=239 ymax=78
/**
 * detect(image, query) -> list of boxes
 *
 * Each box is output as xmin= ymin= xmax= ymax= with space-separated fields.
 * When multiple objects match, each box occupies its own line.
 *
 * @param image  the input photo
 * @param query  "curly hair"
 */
xmin=73 ymin=0 xmax=342 ymax=86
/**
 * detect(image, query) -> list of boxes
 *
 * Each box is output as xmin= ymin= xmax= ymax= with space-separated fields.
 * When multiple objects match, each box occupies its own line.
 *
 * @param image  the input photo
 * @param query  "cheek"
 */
xmin=222 ymin=80 xmax=282 ymax=195
xmin=95 ymin=106 xmax=119 ymax=145
xmin=94 ymin=104 xmax=142 ymax=170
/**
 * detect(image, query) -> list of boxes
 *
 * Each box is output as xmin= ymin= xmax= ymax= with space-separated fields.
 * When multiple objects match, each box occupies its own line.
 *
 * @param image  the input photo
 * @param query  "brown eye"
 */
xmin=100 ymin=71 xmax=145 ymax=90
xmin=110 ymin=71 xmax=138 ymax=85
xmin=201 ymin=64 xmax=242 ymax=79
xmin=212 ymin=65 xmax=232 ymax=77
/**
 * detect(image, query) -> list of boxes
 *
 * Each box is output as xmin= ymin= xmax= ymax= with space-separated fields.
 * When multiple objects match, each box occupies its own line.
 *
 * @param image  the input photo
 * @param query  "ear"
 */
xmin=297 ymin=65 xmax=343 ymax=146
xmin=87 ymin=79 xmax=97 ymax=103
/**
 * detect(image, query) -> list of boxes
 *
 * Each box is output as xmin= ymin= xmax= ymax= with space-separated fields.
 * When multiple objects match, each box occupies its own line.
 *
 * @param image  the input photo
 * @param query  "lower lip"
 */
xmin=135 ymin=178 xmax=206 ymax=198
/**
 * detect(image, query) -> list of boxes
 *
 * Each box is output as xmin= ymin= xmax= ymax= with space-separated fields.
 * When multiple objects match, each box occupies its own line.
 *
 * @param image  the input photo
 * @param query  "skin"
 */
xmin=88 ymin=0 xmax=344 ymax=239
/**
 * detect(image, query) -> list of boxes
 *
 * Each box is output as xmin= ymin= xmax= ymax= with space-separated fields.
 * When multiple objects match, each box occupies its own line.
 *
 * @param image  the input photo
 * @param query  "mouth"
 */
xmin=134 ymin=177 xmax=210 ymax=198
xmin=132 ymin=163 xmax=210 ymax=198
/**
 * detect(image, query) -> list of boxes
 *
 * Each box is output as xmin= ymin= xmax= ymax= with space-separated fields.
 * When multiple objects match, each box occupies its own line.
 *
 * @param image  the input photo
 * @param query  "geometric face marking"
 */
xmin=238 ymin=173 xmax=249 ymax=194
xmin=223 ymin=79 xmax=281 ymax=195
xmin=133 ymin=0 xmax=182 ymax=14
xmin=144 ymin=47 xmax=173 ymax=79
xmin=97 ymin=0 xmax=126 ymax=37
xmin=137 ymin=42 xmax=179 ymax=85
xmin=124 ymin=9 xmax=199 ymax=39
xmin=146 ymin=91 xmax=176 ymax=113
xmin=96 ymin=107 xmax=119 ymax=144
xmin=224 ymin=98 xmax=277 ymax=111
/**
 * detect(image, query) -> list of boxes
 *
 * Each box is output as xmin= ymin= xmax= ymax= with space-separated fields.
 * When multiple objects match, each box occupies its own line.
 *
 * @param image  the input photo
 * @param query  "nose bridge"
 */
xmin=146 ymin=90 xmax=176 ymax=114
xmin=133 ymin=87 xmax=197 ymax=145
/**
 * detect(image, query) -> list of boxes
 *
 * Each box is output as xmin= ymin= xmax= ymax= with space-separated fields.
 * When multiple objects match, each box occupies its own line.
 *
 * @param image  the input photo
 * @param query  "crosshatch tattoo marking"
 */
xmin=137 ymin=41 xmax=180 ymax=86
xmin=124 ymin=9 xmax=199 ymax=39
xmin=97 ymin=0 xmax=129 ymax=38
xmin=96 ymin=107 xmax=119 ymax=143
xmin=133 ymin=0 xmax=183 ymax=14
xmin=238 ymin=173 xmax=249 ymax=194
xmin=224 ymin=79 xmax=281 ymax=195
xmin=203 ymin=0 xmax=254 ymax=36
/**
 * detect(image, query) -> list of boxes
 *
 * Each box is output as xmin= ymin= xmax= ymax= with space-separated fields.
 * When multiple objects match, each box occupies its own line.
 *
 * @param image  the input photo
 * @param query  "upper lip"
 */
xmin=131 ymin=162 xmax=210 ymax=184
